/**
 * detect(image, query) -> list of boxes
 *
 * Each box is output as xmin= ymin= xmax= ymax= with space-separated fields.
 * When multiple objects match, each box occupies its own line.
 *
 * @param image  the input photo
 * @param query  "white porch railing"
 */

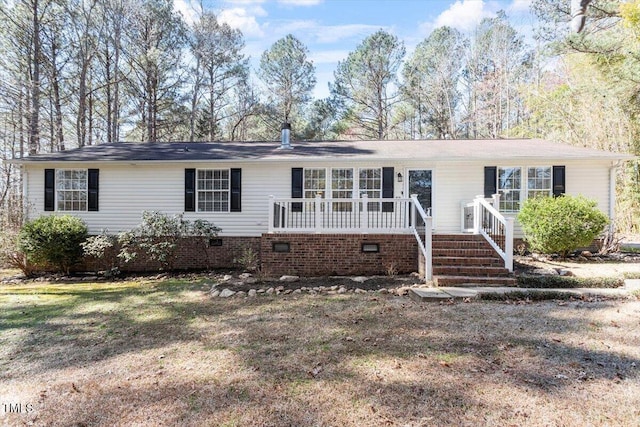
xmin=268 ymin=194 xmax=433 ymax=280
xmin=461 ymin=194 xmax=514 ymax=272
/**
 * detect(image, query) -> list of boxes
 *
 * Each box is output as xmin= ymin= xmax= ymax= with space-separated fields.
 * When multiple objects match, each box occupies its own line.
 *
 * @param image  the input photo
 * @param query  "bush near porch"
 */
xmin=518 ymin=195 xmax=609 ymax=259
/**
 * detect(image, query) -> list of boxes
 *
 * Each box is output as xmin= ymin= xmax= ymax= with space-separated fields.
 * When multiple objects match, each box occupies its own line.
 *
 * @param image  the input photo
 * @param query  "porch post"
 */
xmin=268 ymin=195 xmax=275 ymax=233
xmin=315 ymin=194 xmax=322 ymax=233
xmin=473 ymin=195 xmax=483 ymax=233
xmin=361 ymin=194 xmax=369 ymax=230
xmin=505 ymin=217 xmax=514 ymax=272
xmin=425 ymin=216 xmax=433 ymax=281
xmin=492 ymin=193 xmax=501 ymax=209
xmin=410 ymin=194 xmax=417 ymax=229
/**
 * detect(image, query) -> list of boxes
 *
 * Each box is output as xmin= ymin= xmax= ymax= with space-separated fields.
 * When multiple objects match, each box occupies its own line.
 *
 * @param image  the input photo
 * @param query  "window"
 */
xmin=304 ymin=168 xmax=326 ymax=199
xmin=527 ymin=167 xmax=552 ymax=199
xmin=197 ymin=169 xmax=229 ymax=212
xmin=359 ymin=168 xmax=382 ymax=209
xmin=498 ymin=167 xmax=521 ymax=212
xmin=56 ymin=169 xmax=87 ymax=211
xmin=331 ymin=168 xmax=353 ymax=211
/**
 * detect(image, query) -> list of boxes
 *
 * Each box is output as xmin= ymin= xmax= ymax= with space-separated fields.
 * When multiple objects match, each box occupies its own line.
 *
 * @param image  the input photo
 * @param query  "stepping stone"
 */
xmin=439 ymin=287 xmax=479 ymax=299
xmin=409 ymin=288 xmax=452 ymax=302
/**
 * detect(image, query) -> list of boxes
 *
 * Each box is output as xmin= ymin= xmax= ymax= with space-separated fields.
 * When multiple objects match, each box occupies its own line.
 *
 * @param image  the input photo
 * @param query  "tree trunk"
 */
xmin=29 ymin=0 xmax=41 ymax=155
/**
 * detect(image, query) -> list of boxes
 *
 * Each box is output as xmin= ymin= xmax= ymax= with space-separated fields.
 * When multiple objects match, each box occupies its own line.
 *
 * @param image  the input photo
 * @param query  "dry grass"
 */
xmin=1 ymin=274 xmax=639 ymax=426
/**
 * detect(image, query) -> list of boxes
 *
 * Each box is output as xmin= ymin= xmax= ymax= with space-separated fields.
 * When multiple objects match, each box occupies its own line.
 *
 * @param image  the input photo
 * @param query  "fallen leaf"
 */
xmin=308 ymin=364 xmax=323 ymax=378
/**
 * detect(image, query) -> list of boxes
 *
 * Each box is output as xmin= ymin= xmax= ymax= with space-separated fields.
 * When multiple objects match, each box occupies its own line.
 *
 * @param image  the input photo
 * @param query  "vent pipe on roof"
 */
xmin=279 ymin=122 xmax=293 ymax=150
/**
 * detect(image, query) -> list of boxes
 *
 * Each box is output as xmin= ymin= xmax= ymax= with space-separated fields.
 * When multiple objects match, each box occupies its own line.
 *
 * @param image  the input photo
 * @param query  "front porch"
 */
xmin=266 ymin=195 xmax=515 ymax=284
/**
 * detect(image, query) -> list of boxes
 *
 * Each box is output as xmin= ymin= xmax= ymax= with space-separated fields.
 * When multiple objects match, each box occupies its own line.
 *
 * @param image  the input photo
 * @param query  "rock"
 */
xmin=257 ymin=289 xmax=265 ymax=294
xmin=355 ymin=288 xmax=367 ymax=294
xmin=239 ymin=273 xmax=252 ymax=279
xmin=248 ymin=289 xmax=257 ymax=297
xmin=378 ymin=288 xmax=388 ymax=294
xmin=293 ymin=289 xmax=302 ymax=294
xmin=279 ymin=275 xmax=300 ymax=282
xmin=337 ymin=287 xmax=347 ymax=294
xmin=219 ymin=289 xmax=236 ymax=298
xmin=330 ymin=285 xmax=338 ymax=291
xmin=265 ymin=287 xmax=275 ymax=295
xmin=245 ymin=277 xmax=258 ymax=284
xmin=222 ymin=274 xmax=233 ymax=282
xmin=351 ymin=276 xmax=369 ymax=283
xmin=236 ymin=291 xmax=246 ymax=297
xmin=558 ymin=269 xmax=574 ymax=277
xmin=276 ymin=286 xmax=285 ymax=292
xmin=533 ymin=268 xmax=559 ymax=276
xmin=581 ymin=251 xmax=593 ymax=258
xmin=210 ymin=290 xmax=220 ymax=297
xmin=396 ymin=287 xmax=409 ymax=296
xmin=283 ymin=289 xmax=292 ymax=295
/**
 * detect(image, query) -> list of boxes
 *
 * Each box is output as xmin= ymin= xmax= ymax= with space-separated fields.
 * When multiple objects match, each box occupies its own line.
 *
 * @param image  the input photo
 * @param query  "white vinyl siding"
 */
xmin=56 ymin=169 xmax=88 ymax=211
xmin=23 ymin=159 xmax=613 ymax=238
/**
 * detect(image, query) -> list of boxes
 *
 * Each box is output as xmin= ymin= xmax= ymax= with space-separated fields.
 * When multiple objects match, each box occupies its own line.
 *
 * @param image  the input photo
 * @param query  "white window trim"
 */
xmin=497 ymin=165 xmax=553 ymax=213
xmin=301 ymin=167 xmax=389 ymax=200
xmin=526 ymin=166 xmax=553 ymax=199
xmin=196 ymin=168 xmax=231 ymax=213
xmin=357 ymin=167 xmax=382 ymax=199
xmin=55 ymin=168 xmax=88 ymax=212
xmin=303 ymin=167 xmax=327 ymax=199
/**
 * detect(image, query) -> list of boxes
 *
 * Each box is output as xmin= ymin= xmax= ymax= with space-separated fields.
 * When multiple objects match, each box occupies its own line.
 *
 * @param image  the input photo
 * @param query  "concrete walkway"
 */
xmin=409 ymin=279 xmax=640 ymax=302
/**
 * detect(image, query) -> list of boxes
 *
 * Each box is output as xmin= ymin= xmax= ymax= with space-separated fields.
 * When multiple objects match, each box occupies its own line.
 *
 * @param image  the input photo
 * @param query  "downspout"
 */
xmin=21 ymin=165 xmax=28 ymax=223
xmin=609 ymin=160 xmax=622 ymax=232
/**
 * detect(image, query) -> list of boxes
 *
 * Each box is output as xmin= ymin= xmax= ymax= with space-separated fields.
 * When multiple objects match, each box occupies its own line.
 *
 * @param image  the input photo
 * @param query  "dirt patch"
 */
xmin=514 ymin=253 xmax=640 ymax=278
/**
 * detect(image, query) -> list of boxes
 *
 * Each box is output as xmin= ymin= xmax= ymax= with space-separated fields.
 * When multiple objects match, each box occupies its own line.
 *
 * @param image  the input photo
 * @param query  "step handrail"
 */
xmin=410 ymin=194 xmax=432 ymax=281
xmin=471 ymin=195 xmax=514 ymax=272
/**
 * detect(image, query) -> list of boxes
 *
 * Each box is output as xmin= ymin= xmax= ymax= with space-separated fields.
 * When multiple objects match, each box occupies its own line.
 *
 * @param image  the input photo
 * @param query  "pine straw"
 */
xmin=1 ymin=278 xmax=639 ymax=426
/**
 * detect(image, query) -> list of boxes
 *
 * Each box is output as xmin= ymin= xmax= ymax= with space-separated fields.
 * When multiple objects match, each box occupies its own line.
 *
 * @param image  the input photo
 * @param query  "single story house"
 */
xmin=9 ymin=136 xmax=632 ymax=284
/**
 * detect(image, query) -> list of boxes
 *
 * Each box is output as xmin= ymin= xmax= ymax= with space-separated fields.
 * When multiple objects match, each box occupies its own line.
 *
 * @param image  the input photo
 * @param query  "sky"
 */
xmin=174 ymin=0 xmax=537 ymax=98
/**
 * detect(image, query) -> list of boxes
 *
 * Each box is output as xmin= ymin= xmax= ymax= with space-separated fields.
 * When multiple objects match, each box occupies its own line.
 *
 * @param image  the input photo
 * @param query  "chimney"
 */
xmin=279 ymin=122 xmax=293 ymax=150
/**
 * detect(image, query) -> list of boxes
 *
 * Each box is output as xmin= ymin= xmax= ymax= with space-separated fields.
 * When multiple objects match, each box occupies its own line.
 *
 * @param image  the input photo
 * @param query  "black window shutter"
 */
xmin=553 ymin=165 xmax=566 ymax=197
xmin=88 ymin=169 xmax=99 ymax=211
xmin=484 ymin=166 xmax=497 ymax=198
xmin=230 ymin=168 xmax=241 ymax=212
xmin=382 ymin=167 xmax=394 ymax=212
xmin=185 ymin=169 xmax=196 ymax=212
xmin=291 ymin=167 xmax=303 ymax=212
xmin=44 ymin=169 xmax=55 ymax=211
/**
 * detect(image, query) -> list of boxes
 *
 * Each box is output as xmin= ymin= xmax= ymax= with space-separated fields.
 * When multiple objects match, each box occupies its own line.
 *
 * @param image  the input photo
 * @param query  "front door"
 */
xmin=408 ymin=169 xmax=433 ymax=216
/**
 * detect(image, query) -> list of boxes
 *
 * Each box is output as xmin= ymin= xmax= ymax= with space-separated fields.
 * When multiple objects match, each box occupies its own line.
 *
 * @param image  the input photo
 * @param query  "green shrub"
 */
xmin=117 ymin=211 xmax=220 ymax=270
xmin=518 ymin=195 xmax=609 ymax=258
xmin=18 ymin=215 xmax=88 ymax=274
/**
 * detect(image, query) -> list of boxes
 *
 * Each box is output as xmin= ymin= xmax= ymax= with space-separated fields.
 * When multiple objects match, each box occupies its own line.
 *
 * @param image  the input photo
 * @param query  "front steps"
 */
xmin=432 ymin=234 xmax=516 ymax=287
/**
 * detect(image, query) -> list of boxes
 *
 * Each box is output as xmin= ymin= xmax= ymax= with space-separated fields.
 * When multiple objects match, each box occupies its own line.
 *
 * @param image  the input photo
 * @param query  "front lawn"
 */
xmin=1 ymin=274 xmax=639 ymax=426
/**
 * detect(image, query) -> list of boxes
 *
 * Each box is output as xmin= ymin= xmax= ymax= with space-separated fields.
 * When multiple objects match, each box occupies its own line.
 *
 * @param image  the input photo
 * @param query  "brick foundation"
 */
xmin=260 ymin=233 xmax=419 ymax=277
xmin=81 ymin=233 xmax=420 ymax=276
xmin=82 ymin=236 xmax=261 ymax=272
